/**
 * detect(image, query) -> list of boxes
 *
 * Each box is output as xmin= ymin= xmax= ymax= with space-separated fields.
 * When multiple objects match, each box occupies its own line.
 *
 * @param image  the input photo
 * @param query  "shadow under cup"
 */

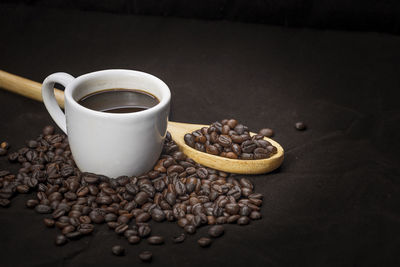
xmin=65 ymin=70 xmax=171 ymax=178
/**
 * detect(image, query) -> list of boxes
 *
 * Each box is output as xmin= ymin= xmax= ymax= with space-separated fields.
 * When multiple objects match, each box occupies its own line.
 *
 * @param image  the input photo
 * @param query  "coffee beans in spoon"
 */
xmin=1 ymin=125 xmax=263 ymax=260
xmin=184 ymin=119 xmax=277 ymax=160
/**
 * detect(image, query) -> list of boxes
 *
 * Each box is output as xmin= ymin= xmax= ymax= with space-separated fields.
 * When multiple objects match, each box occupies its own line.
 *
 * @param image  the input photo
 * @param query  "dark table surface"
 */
xmin=1 ymin=3 xmax=400 ymax=267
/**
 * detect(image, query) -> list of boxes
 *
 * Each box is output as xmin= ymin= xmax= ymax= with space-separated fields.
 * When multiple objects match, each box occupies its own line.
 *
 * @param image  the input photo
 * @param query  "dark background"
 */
xmin=1 ymin=1 xmax=400 ymax=267
xmin=3 ymin=0 xmax=400 ymax=34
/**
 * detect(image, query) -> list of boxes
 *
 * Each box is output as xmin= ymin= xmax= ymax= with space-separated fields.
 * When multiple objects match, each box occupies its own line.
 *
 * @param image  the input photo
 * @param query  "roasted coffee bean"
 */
xmin=60 ymin=165 xmax=74 ymax=177
xmin=16 ymin=184 xmax=29 ymax=194
xmin=267 ymin=145 xmax=277 ymax=154
xmin=107 ymin=221 xmax=119 ymax=229
xmin=254 ymin=147 xmax=268 ymax=155
xmin=196 ymin=168 xmax=208 ymax=179
xmin=43 ymin=125 xmax=55 ymax=136
xmin=139 ymin=251 xmax=152 ymax=262
xmin=35 ymin=204 xmax=51 ymax=214
xmin=249 ymin=193 xmax=263 ymax=199
xmin=89 ymin=209 xmax=105 ymax=224
xmin=62 ymin=225 xmax=75 ymax=235
xmin=184 ymin=224 xmax=196 ymax=234
xmin=295 ymin=122 xmax=307 ymax=130
xmin=249 ymin=211 xmax=262 ymax=220
xmin=194 ymin=142 xmax=205 ymax=152
xmin=206 ymin=145 xmax=219 ymax=155
xmin=134 ymin=191 xmax=149 ymax=206
xmin=184 ymin=134 xmax=195 ymax=148
xmin=117 ymin=215 xmax=130 ymax=225
xmin=78 ymin=223 xmax=94 ymax=235
xmin=240 ymin=178 xmax=253 ymax=189
xmin=125 ymin=183 xmax=138 ymax=195
xmin=237 ymin=216 xmax=250 ymax=225
xmin=124 ymin=229 xmax=138 ymax=238
xmin=241 ymin=140 xmax=257 ymax=153
xmin=83 ymin=174 xmax=99 ymax=184
xmin=8 ymin=152 xmax=18 ymax=162
xmin=225 ymin=203 xmax=240 ymax=215
xmin=173 ymin=204 xmax=186 ymax=219
xmin=138 ymin=224 xmax=151 ymax=237
xmin=151 ymin=208 xmax=166 ymax=222
xmin=241 ymin=153 xmax=253 ymax=160
xmin=43 ymin=218 xmax=55 ymax=227
xmin=69 ymin=217 xmax=80 ymax=227
xmin=128 ymin=235 xmax=141 ymax=244
xmin=217 ymin=135 xmax=232 ymax=147
xmin=227 ymin=215 xmax=240 ymax=223
xmin=239 ymin=205 xmax=251 ymax=216
xmin=52 ymin=208 xmax=65 ymax=219
xmin=148 ymin=235 xmax=164 ymax=245
xmin=234 ymin=124 xmax=245 ymax=135
xmin=27 ymin=177 xmax=38 ymax=188
xmin=111 ymin=245 xmax=125 ymax=256
xmin=178 ymin=218 xmax=189 ymax=228
xmin=259 ymin=128 xmax=274 ymax=137
xmin=173 ymin=233 xmax=186 ymax=243
xmin=0 ymin=170 xmax=10 ymax=177
xmin=165 ymin=192 xmax=176 ymax=206
xmin=115 ymin=224 xmax=129 ymax=234
xmin=0 ymin=148 xmax=7 ymax=156
xmin=96 ymin=195 xmax=112 ymax=205
xmin=225 ymin=152 xmax=238 ymax=159
xmin=136 ymin=212 xmax=151 ymax=223
xmin=167 ymin=165 xmax=184 ymax=174
xmin=55 ymin=234 xmax=68 ymax=246
xmin=198 ymin=237 xmax=212 ymax=247
xmin=66 ymin=231 xmax=82 ymax=240
xmin=208 ymin=225 xmax=224 ymax=237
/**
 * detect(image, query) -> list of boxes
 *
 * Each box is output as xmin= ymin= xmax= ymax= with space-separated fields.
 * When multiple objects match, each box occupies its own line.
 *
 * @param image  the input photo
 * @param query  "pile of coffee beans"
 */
xmin=0 ymin=125 xmax=263 ymax=261
xmin=184 ymin=119 xmax=277 ymax=160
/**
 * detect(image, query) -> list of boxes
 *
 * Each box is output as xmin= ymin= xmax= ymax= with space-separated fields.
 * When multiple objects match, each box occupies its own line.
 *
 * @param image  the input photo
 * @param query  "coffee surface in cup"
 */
xmin=78 ymin=89 xmax=159 ymax=113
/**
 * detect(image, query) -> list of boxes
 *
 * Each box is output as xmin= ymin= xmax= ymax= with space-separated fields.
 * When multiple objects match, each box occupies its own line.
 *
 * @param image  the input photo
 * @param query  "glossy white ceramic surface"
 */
xmin=42 ymin=69 xmax=170 ymax=178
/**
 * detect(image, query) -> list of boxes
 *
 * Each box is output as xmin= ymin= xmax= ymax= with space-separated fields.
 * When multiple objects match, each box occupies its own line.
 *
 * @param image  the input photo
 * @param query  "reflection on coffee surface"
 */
xmin=78 ymin=89 xmax=159 ymax=113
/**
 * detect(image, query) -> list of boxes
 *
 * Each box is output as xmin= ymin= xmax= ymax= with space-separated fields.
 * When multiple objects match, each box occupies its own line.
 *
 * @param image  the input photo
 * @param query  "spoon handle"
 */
xmin=0 ymin=70 xmax=65 ymax=108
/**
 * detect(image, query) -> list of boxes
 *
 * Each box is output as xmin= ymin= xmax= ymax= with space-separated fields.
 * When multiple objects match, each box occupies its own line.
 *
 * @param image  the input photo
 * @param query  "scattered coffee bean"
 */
xmin=111 ymin=245 xmax=125 ymax=256
xmin=128 ymin=235 xmax=141 ymax=244
xmin=139 ymin=251 xmax=152 ymax=262
xmin=173 ymin=233 xmax=186 ymax=243
xmin=35 ymin=204 xmax=51 ymax=214
xmin=198 ymin=237 xmax=212 ymax=247
xmin=0 ymin=199 xmax=10 ymax=207
xmin=55 ymin=235 xmax=68 ymax=246
xmin=208 ymin=225 xmax=224 ymax=238
xmin=66 ymin=231 xmax=82 ymax=240
xmin=295 ymin=122 xmax=307 ymax=130
xmin=237 ymin=216 xmax=250 ymax=225
xmin=43 ymin=218 xmax=55 ymax=227
xmin=249 ymin=211 xmax=262 ymax=220
xmin=138 ymin=224 xmax=151 ymax=237
xmin=184 ymin=224 xmax=196 ymax=234
xmin=148 ymin=235 xmax=164 ymax=245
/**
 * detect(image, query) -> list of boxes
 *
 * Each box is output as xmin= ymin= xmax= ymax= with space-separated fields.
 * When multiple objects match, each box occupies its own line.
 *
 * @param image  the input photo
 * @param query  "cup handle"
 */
xmin=42 ymin=72 xmax=75 ymax=134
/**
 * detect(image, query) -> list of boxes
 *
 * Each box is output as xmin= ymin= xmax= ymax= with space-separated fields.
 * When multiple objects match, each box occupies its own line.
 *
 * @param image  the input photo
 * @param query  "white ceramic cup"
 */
xmin=42 ymin=69 xmax=171 ymax=178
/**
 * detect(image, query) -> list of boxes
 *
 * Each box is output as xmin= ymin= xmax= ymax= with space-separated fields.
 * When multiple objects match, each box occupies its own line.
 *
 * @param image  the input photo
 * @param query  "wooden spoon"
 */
xmin=0 ymin=70 xmax=284 ymax=174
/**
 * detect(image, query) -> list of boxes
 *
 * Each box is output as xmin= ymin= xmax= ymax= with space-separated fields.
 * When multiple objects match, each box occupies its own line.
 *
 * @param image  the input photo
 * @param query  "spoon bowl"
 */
xmin=167 ymin=121 xmax=284 ymax=174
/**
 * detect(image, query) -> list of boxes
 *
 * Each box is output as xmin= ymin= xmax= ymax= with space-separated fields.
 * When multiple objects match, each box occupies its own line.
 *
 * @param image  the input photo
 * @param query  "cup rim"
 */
xmin=64 ymin=69 xmax=171 ymax=118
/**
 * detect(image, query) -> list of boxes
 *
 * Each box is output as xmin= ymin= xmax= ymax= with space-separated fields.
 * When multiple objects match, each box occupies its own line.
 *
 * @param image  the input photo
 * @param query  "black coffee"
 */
xmin=78 ymin=89 xmax=159 ymax=113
